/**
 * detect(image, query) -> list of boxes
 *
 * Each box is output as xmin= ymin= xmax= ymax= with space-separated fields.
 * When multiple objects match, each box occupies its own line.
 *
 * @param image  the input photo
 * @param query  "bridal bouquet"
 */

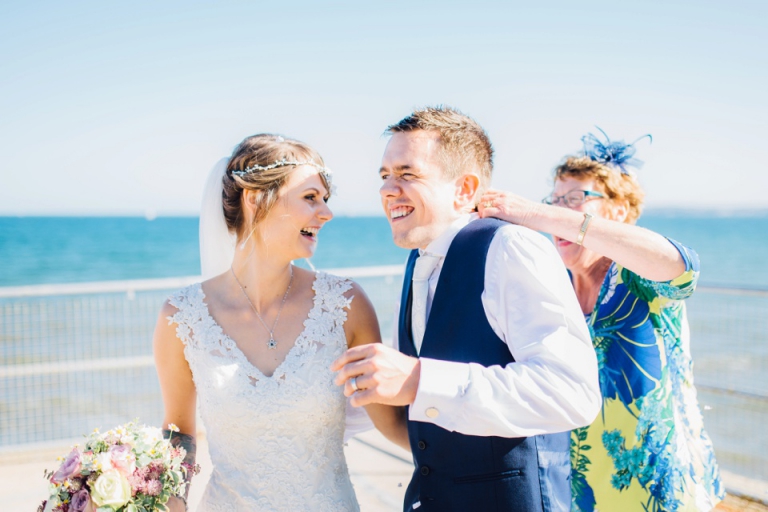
xmin=39 ymin=421 xmax=198 ymax=512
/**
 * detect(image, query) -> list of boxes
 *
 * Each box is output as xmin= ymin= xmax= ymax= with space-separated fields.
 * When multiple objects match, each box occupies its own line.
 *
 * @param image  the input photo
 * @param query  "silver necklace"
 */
xmin=230 ymin=265 xmax=294 ymax=350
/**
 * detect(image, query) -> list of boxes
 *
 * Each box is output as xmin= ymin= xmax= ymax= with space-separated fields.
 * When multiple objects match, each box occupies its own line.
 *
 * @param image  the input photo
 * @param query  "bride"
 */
xmin=152 ymin=134 xmax=407 ymax=511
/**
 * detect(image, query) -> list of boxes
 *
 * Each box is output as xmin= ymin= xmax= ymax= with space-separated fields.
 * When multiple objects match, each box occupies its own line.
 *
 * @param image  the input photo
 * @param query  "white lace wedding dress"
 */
xmin=167 ymin=272 xmax=360 ymax=511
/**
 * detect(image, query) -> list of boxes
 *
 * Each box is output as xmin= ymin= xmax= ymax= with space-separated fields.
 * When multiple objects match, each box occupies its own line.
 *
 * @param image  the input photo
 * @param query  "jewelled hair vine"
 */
xmin=581 ymin=127 xmax=652 ymax=175
xmin=232 ymin=157 xmax=334 ymax=190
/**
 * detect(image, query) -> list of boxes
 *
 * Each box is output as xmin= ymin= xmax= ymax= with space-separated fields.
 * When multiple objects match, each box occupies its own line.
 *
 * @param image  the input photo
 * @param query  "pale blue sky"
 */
xmin=1 ymin=0 xmax=766 ymax=215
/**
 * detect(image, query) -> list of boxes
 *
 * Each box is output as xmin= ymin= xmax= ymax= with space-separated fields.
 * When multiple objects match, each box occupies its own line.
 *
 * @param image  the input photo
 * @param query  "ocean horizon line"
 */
xmin=2 ymin=207 xmax=768 ymax=219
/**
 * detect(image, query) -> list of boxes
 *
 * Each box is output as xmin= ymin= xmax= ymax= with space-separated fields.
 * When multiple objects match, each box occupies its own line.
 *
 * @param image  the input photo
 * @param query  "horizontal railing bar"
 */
xmin=0 ymin=276 xmax=200 ymax=298
xmin=327 ymin=264 xmax=404 ymax=278
xmin=697 ymin=285 xmax=768 ymax=297
xmin=0 ymin=437 xmax=85 ymax=460
xmin=0 ymin=265 xmax=405 ymax=299
xmin=0 ymin=356 xmax=155 ymax=378
xmin=4 ymin=357 xmax=767 ymax=409
xmin=2 ymin=274 xmax=766 ymax=300
xmin=696 ymin=384 xmax=768 ymax=402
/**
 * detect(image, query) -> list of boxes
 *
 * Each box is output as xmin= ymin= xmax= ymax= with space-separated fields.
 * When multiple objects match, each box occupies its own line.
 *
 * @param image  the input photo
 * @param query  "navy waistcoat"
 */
xmin=398 ymin=218 xmax=571 ymax=512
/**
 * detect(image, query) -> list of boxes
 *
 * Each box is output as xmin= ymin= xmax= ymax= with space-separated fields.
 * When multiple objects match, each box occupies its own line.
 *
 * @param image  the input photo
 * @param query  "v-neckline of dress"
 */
xmin=569 ymin=261 xmax=616 ymax=320
xmin=195 ymin=272 xmax=321 ymax=380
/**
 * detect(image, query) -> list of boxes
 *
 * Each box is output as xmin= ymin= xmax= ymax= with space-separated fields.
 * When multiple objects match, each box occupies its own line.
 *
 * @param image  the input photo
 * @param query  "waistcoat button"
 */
xmin=418 ymin=440 xmax=426 ymax=450
xmin=421 ymin=466 xmax=430 ymax=476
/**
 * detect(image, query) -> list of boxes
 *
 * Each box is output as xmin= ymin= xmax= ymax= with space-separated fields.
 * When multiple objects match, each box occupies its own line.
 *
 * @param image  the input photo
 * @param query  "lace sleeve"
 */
xmin=316 ymin=273 xmax=374 ymax=441
xmin=166 ymin=285 xmax=204 ymax=349
xmin=315 ymin=272 xmax=354 ymax=348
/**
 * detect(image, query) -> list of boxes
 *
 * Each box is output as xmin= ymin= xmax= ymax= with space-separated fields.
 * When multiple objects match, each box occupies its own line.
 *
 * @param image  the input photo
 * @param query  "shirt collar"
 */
xmin=420 ymin=213 xmax=477 ymax=258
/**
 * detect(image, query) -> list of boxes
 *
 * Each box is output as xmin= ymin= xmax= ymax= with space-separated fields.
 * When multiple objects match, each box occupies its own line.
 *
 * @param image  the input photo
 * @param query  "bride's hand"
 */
xmin=166 ymin=496 xmax=187 ymax=512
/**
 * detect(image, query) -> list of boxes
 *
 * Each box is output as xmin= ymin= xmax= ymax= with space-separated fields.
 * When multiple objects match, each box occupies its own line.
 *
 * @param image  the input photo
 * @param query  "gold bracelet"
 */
xmin=576 ymin=213 xmax=593 ymax=245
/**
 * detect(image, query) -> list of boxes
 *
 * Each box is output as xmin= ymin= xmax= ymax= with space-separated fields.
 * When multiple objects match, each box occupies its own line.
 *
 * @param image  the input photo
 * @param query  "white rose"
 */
xmin=90 ymin=469 xmax=132 ymax=510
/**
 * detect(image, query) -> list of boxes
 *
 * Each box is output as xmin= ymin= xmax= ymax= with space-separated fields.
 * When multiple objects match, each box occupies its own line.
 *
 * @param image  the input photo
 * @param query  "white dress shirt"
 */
xmin=392 ymin=213 xmax=601 ymax=438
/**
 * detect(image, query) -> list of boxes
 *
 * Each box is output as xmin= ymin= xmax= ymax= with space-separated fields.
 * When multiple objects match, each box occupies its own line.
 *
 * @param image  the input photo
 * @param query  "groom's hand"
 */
xmin=331 ymin=344 xmax=420 ymax=407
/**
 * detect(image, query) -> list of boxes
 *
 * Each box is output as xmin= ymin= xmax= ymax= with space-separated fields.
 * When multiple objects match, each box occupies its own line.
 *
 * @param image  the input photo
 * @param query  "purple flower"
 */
xmin=51 ymin=448 xmax=82 ymax=484
xmin=69 ymin=490 xmax=90 ymax=512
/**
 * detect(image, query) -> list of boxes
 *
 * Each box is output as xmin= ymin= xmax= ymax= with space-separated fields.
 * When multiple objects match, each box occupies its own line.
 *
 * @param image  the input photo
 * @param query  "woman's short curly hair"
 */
xmin=553 ymin=156 xmax=645 ymax=224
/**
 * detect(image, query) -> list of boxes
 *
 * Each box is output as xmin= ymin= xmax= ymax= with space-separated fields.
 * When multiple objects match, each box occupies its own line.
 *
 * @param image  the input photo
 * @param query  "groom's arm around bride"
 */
xmin=333 ymin=106 xmax=600 ymax=512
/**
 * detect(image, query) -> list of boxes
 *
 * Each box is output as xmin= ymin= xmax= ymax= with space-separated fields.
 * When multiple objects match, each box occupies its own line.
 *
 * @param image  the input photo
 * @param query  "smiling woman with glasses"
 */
xmin=477 ymin=130 xmax=724 ymax=512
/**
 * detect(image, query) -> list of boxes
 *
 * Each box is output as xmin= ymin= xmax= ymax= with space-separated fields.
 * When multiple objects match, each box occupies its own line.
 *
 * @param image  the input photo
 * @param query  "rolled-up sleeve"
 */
xmin=410 ymin=225 xmax=601 ymax=437
xmin=644 ymin=238 xmax=700 ymax=304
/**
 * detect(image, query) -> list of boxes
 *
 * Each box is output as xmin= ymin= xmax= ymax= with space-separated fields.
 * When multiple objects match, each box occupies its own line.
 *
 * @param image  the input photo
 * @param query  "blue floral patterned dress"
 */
xmin=570 ymin=239 xmax=724 ymax=512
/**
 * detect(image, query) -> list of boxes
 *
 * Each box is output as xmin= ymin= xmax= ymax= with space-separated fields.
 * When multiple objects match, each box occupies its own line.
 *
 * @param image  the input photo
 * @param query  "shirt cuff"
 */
xmin=409 ymin=358 xmax=470 ymax=424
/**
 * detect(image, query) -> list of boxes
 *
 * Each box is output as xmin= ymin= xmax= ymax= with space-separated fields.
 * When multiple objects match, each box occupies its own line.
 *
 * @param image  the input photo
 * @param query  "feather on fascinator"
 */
xmin=581 ymin=127 xmax=652 ymax=175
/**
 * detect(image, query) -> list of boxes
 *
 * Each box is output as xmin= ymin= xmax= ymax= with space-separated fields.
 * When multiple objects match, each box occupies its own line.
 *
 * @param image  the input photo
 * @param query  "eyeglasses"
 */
xmin=542 ymin=189 xmax=605 ymax=208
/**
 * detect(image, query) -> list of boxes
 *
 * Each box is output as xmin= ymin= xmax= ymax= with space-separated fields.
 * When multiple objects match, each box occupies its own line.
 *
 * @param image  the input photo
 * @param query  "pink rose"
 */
xmin=51 ymin=448 xmax=82 ymax=483
xmin=109 ymin=444 xmax=136 ymax=477
xmin=69 ymin=490 xmax=90 ymax=512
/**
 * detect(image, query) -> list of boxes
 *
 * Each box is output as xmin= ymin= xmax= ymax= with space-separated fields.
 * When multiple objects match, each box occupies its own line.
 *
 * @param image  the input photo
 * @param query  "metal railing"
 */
xmin=684 ymin=286 xmax=768 ymax=493
xmin=0 ymin=271 xmax=765 ymax=490
xmin=0 ymin=267 xmax=402 ymax=450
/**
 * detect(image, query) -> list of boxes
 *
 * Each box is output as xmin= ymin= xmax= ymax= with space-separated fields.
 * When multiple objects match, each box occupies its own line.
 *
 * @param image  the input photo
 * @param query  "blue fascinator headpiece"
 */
xmin=581 ymin=127 xmax=652 ymax=175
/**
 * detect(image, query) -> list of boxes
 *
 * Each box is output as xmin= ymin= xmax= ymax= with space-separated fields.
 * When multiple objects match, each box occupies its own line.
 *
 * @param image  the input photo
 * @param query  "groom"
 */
xmin=333 ymin=106 xmax=600 ymax=512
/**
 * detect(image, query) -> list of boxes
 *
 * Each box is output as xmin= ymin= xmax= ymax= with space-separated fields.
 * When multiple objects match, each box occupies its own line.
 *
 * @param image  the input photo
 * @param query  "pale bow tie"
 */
xmin=411 ymin=253 xmax=441 ymax=354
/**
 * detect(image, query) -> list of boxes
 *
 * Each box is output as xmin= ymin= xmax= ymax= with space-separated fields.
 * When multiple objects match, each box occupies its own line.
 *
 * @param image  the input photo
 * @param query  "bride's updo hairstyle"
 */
xmin=222 ymin=134 xmax=328 ymax=240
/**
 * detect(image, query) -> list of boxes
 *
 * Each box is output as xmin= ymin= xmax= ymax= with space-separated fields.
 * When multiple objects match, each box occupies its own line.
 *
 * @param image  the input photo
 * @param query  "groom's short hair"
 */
xmin=386 ymin=106 xmax=493 ymax=190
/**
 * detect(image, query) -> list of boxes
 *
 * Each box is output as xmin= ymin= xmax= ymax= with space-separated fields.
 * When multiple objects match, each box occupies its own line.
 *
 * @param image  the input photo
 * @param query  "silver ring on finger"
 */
xmin=350 ymin=376 xmax=359 ymax=393
xmin=484 ymin=201 xmax=494 ymax=208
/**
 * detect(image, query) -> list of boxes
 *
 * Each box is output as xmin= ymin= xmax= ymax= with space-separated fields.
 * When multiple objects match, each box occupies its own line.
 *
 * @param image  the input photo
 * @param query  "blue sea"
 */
xmin=0 ymin=213 xmax=766 ymax=288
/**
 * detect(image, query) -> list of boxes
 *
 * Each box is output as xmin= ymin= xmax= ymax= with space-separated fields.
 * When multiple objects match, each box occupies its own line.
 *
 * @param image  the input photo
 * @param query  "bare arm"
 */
xmin=153 ymin=301 xmax=197 ymax=510
xmin=479 ymin=189 xmax=686 ymax=281
xmin=342 ymin=283 xmax=410 ymax=451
